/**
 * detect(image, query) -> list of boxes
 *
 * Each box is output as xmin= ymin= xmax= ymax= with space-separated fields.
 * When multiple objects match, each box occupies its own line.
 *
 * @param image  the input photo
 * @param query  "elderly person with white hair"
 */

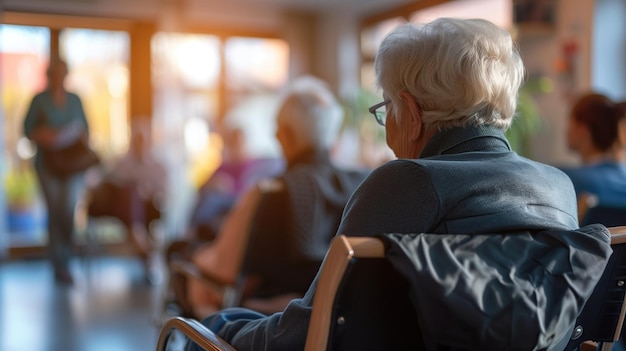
xmin=187 ymin=18 xmax=583 ymax=350
xmin=180 ymin=75 xmax=368 ymax=318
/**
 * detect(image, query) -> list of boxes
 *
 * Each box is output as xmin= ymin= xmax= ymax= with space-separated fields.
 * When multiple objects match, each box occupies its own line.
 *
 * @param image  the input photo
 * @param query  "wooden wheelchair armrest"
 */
xmin=305 ymin=235 xmax=385 ymax=351
xmin=609 ymin=226 xmax=626 ymax=240
xmin=156 ymin=316 xmax=236 ymax=351
xmin=171 ymin=259 xmax=235 ymax=294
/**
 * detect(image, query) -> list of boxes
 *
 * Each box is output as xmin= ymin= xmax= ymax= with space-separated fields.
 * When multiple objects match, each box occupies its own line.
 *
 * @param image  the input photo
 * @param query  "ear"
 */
xmin=398 ymin=90 xmax=423 ymax=142
xmin=277 ymin=121 xmax=298 ymax=159
xmin=571 ymin=120 xmax=590 ymax=143
xmin=282 ymin=124 xmax=296 ymax=147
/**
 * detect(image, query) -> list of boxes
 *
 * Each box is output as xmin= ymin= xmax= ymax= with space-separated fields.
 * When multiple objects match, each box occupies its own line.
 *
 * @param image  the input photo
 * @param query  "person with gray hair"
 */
xmin=274 ymin=75 xmax=344 ymax=163
xmin=178 ymin=75 xmax=368 ymax=318
xmin=277 ymin=76 xmax=344 ymax=148
xmin=374 ymin=18 xmax=523 ymax=133
xmin=187 ymin=18 xmax=579 ymax=350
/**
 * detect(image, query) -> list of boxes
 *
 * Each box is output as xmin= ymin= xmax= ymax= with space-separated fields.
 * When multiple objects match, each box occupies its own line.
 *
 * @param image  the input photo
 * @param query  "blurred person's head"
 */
xmin=129 ymin=130 xmax=147 ymax=157
xmin=373 ymin=18 xmax=525 ymax=158
xmin=275 ymin=76 xmax=343 ymax=162
xmin=220 ymin=127 xmax=247 ymax=163
xmin=615 ymin=101 xmax=626 ymax=162
xmin=129 ymin=118 xmax=151 ymax=158
xmin=567 ymin=93 xmax=624 ymax=163
xmin=46 ymin=57 xmax=68 ymax=91
xmin=617 ymin=102 xmax=626 ymax=158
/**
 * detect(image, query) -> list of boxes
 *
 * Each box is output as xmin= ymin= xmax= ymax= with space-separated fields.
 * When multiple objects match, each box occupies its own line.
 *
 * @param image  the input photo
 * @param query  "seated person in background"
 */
xmin=560 ymin=93 xmax=626 ymax=217
xmin=165 ymin=125 xmax=284 ymax=290
xmin=187 ymin=126 xmax=284 ymax=243
xmin=106 ymin=123 xmax=167 ymax=274
xmin=182 ymin=76 xmax=368 ymax=317
xmin=186 ymin=18 xmax=579 ymax=351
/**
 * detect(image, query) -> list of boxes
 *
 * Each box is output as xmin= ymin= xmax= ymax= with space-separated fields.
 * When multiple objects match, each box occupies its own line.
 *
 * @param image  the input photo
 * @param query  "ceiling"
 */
xmin=2 ymin=0 xmax=419 ymax=19
xmin=207 ymin=0 xmax=417 ymax=14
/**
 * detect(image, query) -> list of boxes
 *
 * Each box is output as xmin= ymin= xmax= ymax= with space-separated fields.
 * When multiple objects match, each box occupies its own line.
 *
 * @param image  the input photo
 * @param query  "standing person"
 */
xmin=561 ymin=93 xmax=626 ymax=212
xmin=23 ymin=58 xmax=91 ymax=285
xmin=186 ymin=18 xmax=583 ymax=350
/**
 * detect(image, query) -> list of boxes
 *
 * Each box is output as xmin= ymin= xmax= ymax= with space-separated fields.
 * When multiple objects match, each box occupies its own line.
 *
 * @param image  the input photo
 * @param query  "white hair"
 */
xmin=375 ymin=18 xmax=525 ymax=131
xmin=277 ymin=75 xmax=344 ymax=151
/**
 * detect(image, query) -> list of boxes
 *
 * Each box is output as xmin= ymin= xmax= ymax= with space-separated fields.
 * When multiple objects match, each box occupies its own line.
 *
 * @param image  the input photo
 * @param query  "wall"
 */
xmin=520 ymin=0 xmax=595 ymax=166
xmin=314 ymin=10 xmax=361 ymax=100
xmin=281 ymin=11 xmax=316 ymax=80
xmin=592 ymin=0 xmax=626 ymax=101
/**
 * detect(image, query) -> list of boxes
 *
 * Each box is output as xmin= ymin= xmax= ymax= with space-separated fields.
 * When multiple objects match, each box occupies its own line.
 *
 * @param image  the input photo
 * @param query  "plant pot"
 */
xmin=7 ymin=208 xmax=39 ymax=234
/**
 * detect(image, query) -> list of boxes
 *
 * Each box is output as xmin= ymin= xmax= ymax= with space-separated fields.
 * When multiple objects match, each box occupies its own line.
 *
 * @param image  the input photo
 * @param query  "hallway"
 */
xmin=0 ymin=255 xmax=167 ymax=351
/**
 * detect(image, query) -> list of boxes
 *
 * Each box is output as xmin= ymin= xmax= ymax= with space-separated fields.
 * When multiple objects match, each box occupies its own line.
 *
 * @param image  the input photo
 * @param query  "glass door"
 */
xmin=0 ymin=24 xmax=131 ymax=256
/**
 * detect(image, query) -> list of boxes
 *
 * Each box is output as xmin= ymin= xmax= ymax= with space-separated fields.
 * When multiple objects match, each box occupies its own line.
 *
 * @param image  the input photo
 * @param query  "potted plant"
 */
xmin=506 ymin=76 xmax=553 ymax=158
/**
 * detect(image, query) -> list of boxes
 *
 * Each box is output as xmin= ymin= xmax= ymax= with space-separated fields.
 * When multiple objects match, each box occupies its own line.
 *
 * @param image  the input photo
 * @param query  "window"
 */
xmin=1 ymin=25 xmax=50 ymax=162
xmin=1 ymin=24 xmax=131 ymax=248
xmin=151 ymin=32 xmax=289 ymax=234
xmin=60 ymin=28 xmax=130 ymax=158
xmin=1 ymin=24 xmax=50 ymax=245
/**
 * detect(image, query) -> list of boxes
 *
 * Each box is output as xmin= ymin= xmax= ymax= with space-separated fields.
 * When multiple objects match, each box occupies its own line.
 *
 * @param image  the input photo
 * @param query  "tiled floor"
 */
xmin=0 ymin=254 xmax=168 ymax=351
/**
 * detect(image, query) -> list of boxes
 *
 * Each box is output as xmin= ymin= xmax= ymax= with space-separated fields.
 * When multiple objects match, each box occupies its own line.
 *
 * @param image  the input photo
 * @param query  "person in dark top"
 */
xmin=183 ymin=76 xmax=368 ymax=317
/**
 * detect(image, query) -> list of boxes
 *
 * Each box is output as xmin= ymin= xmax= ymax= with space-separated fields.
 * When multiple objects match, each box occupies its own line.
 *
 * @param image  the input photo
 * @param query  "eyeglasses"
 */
xmin=368 ymin=99 xmax=390 ymax=126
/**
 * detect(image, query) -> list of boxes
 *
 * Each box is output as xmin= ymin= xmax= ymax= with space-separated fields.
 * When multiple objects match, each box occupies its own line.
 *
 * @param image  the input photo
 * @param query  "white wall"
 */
xmin=592 ymin=0 xmax=626 ymax=101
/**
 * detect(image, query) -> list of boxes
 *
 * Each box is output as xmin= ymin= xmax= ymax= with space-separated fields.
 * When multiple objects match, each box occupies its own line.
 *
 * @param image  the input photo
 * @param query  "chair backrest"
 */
xmin=581 ymin=206 xmax=626 ymax=227
xmin=564 ymin=226 xmax=626 ymax=351
xmin=304 ymin=235 xmax=422 ymax=351
xmin=167 ymin=179 xmax=282 ymax=318
xmin=209 ymin=179 xmax=283 ymax=290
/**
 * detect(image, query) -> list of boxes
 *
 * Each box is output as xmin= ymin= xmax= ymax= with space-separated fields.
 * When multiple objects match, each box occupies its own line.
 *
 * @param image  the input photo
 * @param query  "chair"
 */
xmin=77 ymin=179 xmax=162 ymax=261
xmin=577 ymin=193 xmax=626 ymax=227
xmin=164 ymin=166 xmax=368 ymax=320
xmin=156 ymin=227 xmax=626 ymax=351
xmin=581 ymin=206 xmax=626 ymax=227
xmin=156 ymin=234 xmax=417 ymax=351
xmin=157 ymin=316 xmax=236 ymax=351
xmin=164 ymin=179 xmax=284 ymax=319
xmin=564 ymin=226 xmax=626 ymax=351
xmin=305 ymin=234 xmax=424 ymax=350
